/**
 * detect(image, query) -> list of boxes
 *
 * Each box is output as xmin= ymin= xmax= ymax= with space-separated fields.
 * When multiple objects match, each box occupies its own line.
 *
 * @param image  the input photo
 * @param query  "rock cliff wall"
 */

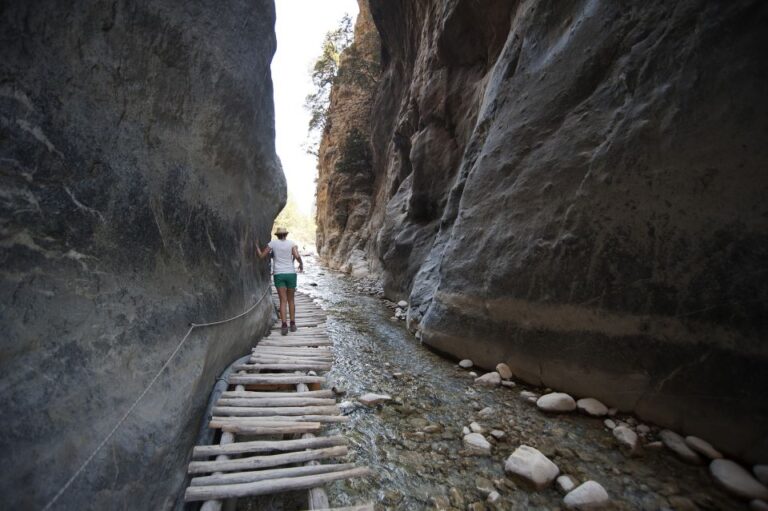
xmin=316 ymin=0 xmax=768 ymax=462
xmin=0 ymin=1 xmax=282 ymax=508
xmin=315 ymin=0 xmax=380 ymax=275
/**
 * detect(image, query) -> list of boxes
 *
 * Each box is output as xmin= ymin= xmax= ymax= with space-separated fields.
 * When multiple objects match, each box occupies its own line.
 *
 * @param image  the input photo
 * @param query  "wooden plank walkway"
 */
xmin=183 ymin=290 xmax=372 ymax=510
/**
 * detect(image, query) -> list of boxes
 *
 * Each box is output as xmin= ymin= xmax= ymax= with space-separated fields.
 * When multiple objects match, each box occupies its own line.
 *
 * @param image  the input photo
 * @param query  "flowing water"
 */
xmin=241 ymin=260 xmax=743 ymax=510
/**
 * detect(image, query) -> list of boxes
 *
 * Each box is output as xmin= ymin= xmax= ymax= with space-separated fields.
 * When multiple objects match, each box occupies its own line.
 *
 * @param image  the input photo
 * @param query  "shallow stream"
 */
xmin=241 ymin=261 xmax=744 ymax=510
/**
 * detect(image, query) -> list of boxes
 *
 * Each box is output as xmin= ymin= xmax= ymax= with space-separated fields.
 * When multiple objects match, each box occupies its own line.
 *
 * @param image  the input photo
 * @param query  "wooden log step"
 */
xmin=212 ymin=405 xmax=340 ymax=417
xmin=187 ymin=445 xmax=348 ymax=475
xmin=184 ymin=466 xmax=371 ymax=501
xmin=228 ymin=374 xmax=325 ymax=385
xmin=234 ymin=363 xmax=332 ymax=372
xmin=250 ymin=350 xmax=333 ymax=357
xmin=212 ymin=415 xmax=349 ymax=424
xmin=221 ymin=389 xmax=333 ymax=399
xmin=215 ymin=422 xmax=323 ymax=435
xmin=216 ymin=397 xmax=337 ymax=408
xmin=247 ymin=357 xmax=333 ymax=365
xmin=192 ymin=436 xmax=347 ymax=459
xmin=258 ymin=341 xmax=332 ymax=348
xmin=253 ymin=348 xmax=332 ymax=354
xmin=303 ymin=505 xmax=374 ymax=511
xmin=189 ymin=462 xmax=357 ymax=487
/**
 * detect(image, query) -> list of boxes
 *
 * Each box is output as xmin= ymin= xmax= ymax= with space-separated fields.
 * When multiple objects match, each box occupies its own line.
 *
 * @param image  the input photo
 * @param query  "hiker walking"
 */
xmin=256 ymin=227 xmax=304 ymax=335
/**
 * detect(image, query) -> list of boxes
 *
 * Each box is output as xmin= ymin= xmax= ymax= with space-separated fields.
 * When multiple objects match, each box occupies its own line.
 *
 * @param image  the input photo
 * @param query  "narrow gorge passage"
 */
xmin=234 ymin=261 xmax=749 ymax=510
xmin=2 ymin=0 xmax=767 ymax=509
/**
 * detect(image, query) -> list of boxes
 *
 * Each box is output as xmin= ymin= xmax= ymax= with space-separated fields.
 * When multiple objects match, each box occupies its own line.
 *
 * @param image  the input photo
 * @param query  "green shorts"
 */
xmin=273 ymin=273 xmax=297 ymax=289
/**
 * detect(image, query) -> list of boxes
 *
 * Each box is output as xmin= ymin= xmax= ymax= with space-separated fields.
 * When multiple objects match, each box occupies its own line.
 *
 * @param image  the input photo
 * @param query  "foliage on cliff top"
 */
xmin=304 ymin=13 xmax=380 ymax=155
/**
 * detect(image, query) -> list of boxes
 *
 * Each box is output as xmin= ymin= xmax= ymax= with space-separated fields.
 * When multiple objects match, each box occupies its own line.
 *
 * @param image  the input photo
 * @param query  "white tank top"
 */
xmin=269 ymin=239 xmax=297 ymax=274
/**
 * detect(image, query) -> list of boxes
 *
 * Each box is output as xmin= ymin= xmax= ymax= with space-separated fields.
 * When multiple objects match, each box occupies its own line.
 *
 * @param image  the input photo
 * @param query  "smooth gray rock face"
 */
xmin=0 ymin=1 xmax=282 ymax=509
xmin=335 ymin=0 xmax=768 ymax=463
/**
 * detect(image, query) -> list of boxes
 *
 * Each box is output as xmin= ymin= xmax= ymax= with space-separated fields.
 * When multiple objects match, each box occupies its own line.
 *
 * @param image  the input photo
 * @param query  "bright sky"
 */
xmin=272 ymin=0 xmax=360 ymax=216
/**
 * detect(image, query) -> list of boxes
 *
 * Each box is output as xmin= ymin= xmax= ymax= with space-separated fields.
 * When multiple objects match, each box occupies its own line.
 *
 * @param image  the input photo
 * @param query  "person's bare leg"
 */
xmin=277 ymin=287 xmax=288 ymax=323
xmin=287 ymin=288 xmax=296 ymax=323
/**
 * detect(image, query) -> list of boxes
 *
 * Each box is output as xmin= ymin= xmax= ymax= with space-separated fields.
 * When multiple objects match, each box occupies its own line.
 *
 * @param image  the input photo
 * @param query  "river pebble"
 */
xmin=563 ymin=480 xmax=610 ymax=509
xmin=463 ymin=433 xmax=492 ymax=455
xmin=496 ymin=363 xmax=513 ymax=379
xmin=459 ymin=359 xmax=473 ymax=368
xmin=501 ymin=380 xmax=516 ymax=388
xmin=478 ymin=406 xmax=494 ymax=418
xmin=504 ymin=445 xmax=560 ymax=489
xmin=487 ymin=491 xmax=500 ymax=504
xmin=603 ymin=419 xmax=616 ymax=430
xmin=358 ymin=392 xmax=392 ymax=406
xmin=576 ymin=397 xmax=608 ymax=417
xmin=557 ymin=475 xmax=577 ymax=492
xmin=476 ymin=476 xmax=495 ymax=496
xmin=397 ymin=300 xmax=407 ymax=308
xmin=449 ymin=487 xmax=464 ymax=508
xmin=470 ymin=421 xmax=485 ymax=434
xmin=613 ymin=425 xmax=639 ymax=454
xmin=490 ymin=429 xmax=506 ymax=441
xmin=660 ymin=430 xmax=703 ymax=464
xmin=475 ymin=372 xmax=501 ymax=386
xmin=685 ymin=435 xmax=722 ymax=459
xmin=536 ymin=392 xmax=577 ymax=412
xmin=709 ymin=459 xmax=768 ymax=500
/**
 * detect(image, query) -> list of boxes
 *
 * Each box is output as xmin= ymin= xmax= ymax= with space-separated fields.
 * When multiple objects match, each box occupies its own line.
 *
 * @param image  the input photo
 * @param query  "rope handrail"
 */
xmin=42 ymin=285 xmax=273 ymax=511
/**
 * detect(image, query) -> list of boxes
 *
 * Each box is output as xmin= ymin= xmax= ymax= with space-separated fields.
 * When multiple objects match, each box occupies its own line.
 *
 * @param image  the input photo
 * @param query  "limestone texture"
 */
xmin=316 ymin=0 xmax=768 ymax=462
xmin=0 ymin=1 xmax=283 ymax=509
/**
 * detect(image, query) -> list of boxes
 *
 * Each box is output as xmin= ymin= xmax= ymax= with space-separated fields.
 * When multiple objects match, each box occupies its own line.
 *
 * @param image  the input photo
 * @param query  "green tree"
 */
xmin=304 ymin=14 xmax=354 ymax=154
xmin=272 ymin=194 xmax=317 ymax=248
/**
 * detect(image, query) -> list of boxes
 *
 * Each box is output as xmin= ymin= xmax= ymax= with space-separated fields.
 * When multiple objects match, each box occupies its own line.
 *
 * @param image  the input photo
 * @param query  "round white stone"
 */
xmin=536 ymin=392 xmax=577 ymax=413
xmin=397 ymin=300 xmax=408 ymax=308
xmin=474 ymin=372 xmax=501 ymax=386
xmin=685 ymin=435 xmax=722 ymax=459
xmin=576 ymin=397 xmax=608 ymax=417
xmin=496 ymin=363 xmax=513 ymax=379
xmin=557 ymin=475 xmax=576 ymax=493
xmin=563 ymin=481 xmax=610 ymax=509
xmin=463 ymin=433 xmax=492 ymax=455
xmin=613 ymin=426 xmax=639 ymax=453
xmin=504 ymin=445 xmax=559 ymax=490
xmin=710 ymin=459 xmax=768 ymax=500
xmin=603 ymin=419 xmax=616 ymax=430
xmin=358 ymin=393 xmax=392 ymax=406
xmin=660 ymin=430 xmax=702 ymax=464
xmin=459 ymin=359 xmax=473 ymax=369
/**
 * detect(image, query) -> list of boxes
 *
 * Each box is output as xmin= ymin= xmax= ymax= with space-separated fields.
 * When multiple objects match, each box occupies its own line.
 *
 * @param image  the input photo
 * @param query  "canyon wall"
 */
xmin=315 ymin=0 xmax=380 ymax=275
xmin=316 ymin=0 xmax=768 ymax=462
xmin=0 ymin=1 xmax=282 ymax=508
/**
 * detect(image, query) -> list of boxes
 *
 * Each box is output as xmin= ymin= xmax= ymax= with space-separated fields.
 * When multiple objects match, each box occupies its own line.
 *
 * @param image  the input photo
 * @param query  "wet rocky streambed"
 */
xmin=239 ymin=262 xmax=757 ymax=510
